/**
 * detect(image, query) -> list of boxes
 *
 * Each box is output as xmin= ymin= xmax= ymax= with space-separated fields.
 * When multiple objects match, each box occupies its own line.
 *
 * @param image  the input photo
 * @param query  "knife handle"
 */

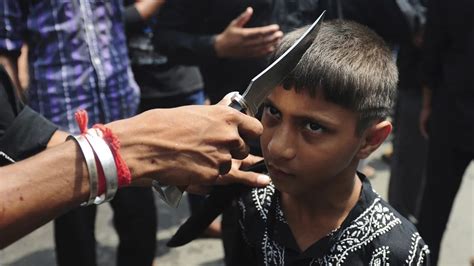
xmin=229 ymin=93 xmax=252 ymax=116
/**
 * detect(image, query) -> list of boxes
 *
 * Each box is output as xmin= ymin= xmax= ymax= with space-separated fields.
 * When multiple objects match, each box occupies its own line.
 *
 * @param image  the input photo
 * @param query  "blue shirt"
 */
xmin=0 ymin=0 xmax=139 ymax=133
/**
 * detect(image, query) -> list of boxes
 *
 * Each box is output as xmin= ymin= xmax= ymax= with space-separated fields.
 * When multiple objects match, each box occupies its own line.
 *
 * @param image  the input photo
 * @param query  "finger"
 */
xmin=235 ymin=112 xmax=263 ymax=140
xmin=217 ymin=169 xmax=270 ymax=187
xmin=242 ymin=24 xmax=280 ymax=41
xmin=240 ymin=154 xmax=264 ymax=168
xmin=230 ymin=7 xmax=253 ymax=28
xmin=243 ymin=30 xmax=283 ymax=47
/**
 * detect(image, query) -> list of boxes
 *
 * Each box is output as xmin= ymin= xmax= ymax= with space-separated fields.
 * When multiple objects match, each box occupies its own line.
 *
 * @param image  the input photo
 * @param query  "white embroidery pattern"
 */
xmin=406 ymin=232 xmax=430 ymax=266
xmin=262 ymin=228 xmax=285 ymax=265
xmin=275 ymin=197 xmax=287 ymax=224
xmin=318 ymin=197 xmax=402 ymax=265
xmin=251 ymin=183 xmax=275 ymax=220
xmin=369 ymin=246 xmax=390 ymax=266
xmin=0 ymin=151 xmax=15 ymax=163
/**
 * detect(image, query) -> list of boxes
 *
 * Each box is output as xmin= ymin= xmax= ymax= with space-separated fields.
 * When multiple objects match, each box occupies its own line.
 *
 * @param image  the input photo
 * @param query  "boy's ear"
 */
xmin=356 ymin=121 xmax=392 ymax=159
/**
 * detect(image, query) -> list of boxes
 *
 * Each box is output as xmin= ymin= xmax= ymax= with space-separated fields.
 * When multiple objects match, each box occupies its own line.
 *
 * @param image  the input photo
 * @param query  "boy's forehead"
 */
xmin=267 ymin=86 xmax=358 ymax=125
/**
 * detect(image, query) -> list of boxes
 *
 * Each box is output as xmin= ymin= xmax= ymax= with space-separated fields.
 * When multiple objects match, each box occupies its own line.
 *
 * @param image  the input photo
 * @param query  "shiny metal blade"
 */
xmin=240 ymin=11 xmax=325 ymax=116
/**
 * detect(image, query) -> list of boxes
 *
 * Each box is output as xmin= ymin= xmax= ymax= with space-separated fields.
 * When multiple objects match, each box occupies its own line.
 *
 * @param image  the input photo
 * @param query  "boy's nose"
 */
xmin=267 ymin=126 xmax=296 ymax=161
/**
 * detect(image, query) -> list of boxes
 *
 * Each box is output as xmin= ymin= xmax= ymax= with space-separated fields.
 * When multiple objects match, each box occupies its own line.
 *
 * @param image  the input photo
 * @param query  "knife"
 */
xmin=154 ymin=11 xmax=326 ymax=209
xmin=166 ymin=12 xmax=326 ymax=247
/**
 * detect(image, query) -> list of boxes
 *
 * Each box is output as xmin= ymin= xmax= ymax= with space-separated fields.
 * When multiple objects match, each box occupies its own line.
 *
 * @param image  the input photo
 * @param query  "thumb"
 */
xmin=231 ymin=7 xmax=253 ymax=28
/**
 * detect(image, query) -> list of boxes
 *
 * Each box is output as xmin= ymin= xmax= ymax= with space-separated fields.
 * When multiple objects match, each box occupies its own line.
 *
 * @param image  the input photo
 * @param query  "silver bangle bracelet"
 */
xmin=67 ymin=135 xmax=99 ymax=206
xmin=85 ymin=129 xmax=118 ymax=203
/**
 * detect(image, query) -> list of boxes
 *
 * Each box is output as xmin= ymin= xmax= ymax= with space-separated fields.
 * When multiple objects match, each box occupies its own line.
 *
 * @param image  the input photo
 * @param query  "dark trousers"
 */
xmin=417 ymin=101 xmax=474 ymax=265
xmin=54 ymin=187 xmax=157 ymax=266
xmin=388 ymin=89 xmax=427 ymax=220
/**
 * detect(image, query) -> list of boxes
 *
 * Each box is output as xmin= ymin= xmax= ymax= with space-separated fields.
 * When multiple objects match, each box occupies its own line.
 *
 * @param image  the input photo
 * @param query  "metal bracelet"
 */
xmin=85 ymin=129 xmax=118 ymax=204
xmin=67 ymin=135 xmax=99 ymax=206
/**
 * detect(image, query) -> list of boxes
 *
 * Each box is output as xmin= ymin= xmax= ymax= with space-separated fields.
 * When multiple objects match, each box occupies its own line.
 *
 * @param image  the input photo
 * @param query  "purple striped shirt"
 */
xmin=0 ymin=0 xmax=139 ymax=133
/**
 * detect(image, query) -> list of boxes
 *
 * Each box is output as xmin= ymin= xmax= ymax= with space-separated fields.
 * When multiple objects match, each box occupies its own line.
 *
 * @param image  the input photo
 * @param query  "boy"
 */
xmin=230 ymin=21 xmax=430 ymax=265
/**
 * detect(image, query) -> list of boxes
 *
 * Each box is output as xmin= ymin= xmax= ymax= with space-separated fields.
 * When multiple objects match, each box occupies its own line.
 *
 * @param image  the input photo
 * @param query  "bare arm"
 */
xmin=0 ymin=141 xmax=89 ymax=248
xmin=46 ymin=130 xmax=69 ymax=148
xmin=0 ymin=103 xmax=262 ymax=248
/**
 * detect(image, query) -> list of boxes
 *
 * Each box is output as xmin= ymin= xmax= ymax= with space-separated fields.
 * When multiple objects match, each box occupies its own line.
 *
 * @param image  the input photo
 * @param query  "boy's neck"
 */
xmin=281 ymin=168 xmax=362 ymax=251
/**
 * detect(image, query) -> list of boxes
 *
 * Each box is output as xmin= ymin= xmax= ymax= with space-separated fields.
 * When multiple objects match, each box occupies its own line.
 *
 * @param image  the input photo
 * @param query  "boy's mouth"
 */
xmin=267 ymin=163 xmax=295 ymax=180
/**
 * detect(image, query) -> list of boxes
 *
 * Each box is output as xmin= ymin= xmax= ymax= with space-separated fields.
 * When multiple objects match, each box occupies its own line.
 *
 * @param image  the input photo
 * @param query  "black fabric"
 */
xmin=124 ymin=0 xmax=203 ymax=98
xmin=0 ymin=65 xmax=22 ymax=137
xmin=402 ymin=23 xmax=474 ymax=259
xmin=0 ymin=106 xmax=57 ymax=161
xmin=123 ymin=5 xmax=145 ymax=32
xmin=0 ymin=65 xmax=57 ymax=163
xmin=229 ymin=171 xmax=430 ymax=265
xmin=420 ymin=0 xmax=474 ymax=152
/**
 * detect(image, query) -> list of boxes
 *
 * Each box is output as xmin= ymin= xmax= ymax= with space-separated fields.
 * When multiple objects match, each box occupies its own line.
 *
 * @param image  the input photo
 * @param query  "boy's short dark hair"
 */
xmin=274 ymin=20 xmax=397 ymax=134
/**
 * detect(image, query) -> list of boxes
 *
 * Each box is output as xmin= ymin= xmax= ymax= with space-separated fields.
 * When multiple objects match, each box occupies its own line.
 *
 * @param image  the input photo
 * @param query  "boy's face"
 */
xmin=261 ymin=86 xmax=364 ymax=195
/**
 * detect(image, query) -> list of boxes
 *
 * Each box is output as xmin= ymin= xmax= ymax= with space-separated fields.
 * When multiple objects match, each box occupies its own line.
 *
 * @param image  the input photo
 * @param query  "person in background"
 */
xmin=124 ymin=0 xmax=220 ymax=239
xmin=417 ymin=0 xmax=474 ymax=264
xmin=388 ymin=0 xmax=428 ymax=224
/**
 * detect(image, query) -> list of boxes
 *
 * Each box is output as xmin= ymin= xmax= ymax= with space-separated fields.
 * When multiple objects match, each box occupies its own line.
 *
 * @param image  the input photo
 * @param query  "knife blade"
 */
xmin=166 ymin=12 xmax=326 ymax=247
xmin=229 ymin=11 xmax=326 ymax=116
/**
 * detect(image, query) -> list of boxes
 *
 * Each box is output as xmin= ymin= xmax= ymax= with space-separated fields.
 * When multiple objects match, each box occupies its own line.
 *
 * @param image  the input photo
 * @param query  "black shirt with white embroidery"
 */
xmin=229 ymin=173 xmax=430 ymax=266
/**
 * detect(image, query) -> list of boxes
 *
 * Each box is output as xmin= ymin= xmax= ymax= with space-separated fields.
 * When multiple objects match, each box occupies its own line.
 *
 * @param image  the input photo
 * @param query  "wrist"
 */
xmin=213 ymin=34 xmax=225 ymax=58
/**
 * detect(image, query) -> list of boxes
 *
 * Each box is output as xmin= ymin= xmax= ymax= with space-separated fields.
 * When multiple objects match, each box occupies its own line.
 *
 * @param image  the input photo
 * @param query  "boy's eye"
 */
xmin=304 ymin=121 xmax=324 ymax=133
xmin=263 ymin=103 xmax=280 ymax=118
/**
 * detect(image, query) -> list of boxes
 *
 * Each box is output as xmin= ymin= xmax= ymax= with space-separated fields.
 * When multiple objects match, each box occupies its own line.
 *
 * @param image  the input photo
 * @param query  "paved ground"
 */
xmin=1 ymin=142 xmax=473 ymax=265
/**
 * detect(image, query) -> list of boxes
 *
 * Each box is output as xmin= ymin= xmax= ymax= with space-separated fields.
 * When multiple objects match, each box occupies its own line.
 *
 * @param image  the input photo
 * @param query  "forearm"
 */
xmin=0 ymin=141 xmax=89 ymax=248
xmin=47 ymin=130 xmax=69 ymax=148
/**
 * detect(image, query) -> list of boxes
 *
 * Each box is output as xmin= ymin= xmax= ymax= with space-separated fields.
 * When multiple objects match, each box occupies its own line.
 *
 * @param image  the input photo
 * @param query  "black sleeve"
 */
xmin=0 ymin=106 xmax=58 ymax=162
xmin=153 ymin=0 xmax=217 ymax=65
xmin=421 ymin=0 xmax=444 ymax=90
xmin=0 ymin=65 xmax=23 ymax=137
xmin=0 ymin=66 xmax=57 ymax=162
xmin=123 ymin=5 xmax=146 ymax=33
xmin=222 ymin=203 xmax=258 ymax=266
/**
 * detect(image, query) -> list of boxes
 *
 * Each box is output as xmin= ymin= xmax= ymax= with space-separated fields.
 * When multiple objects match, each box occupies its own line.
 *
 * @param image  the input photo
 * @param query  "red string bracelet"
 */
xmin=93 ymin=124 xmax=132 ymax=187
xmin=74 ymin=110 xmax=131 ymax=195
